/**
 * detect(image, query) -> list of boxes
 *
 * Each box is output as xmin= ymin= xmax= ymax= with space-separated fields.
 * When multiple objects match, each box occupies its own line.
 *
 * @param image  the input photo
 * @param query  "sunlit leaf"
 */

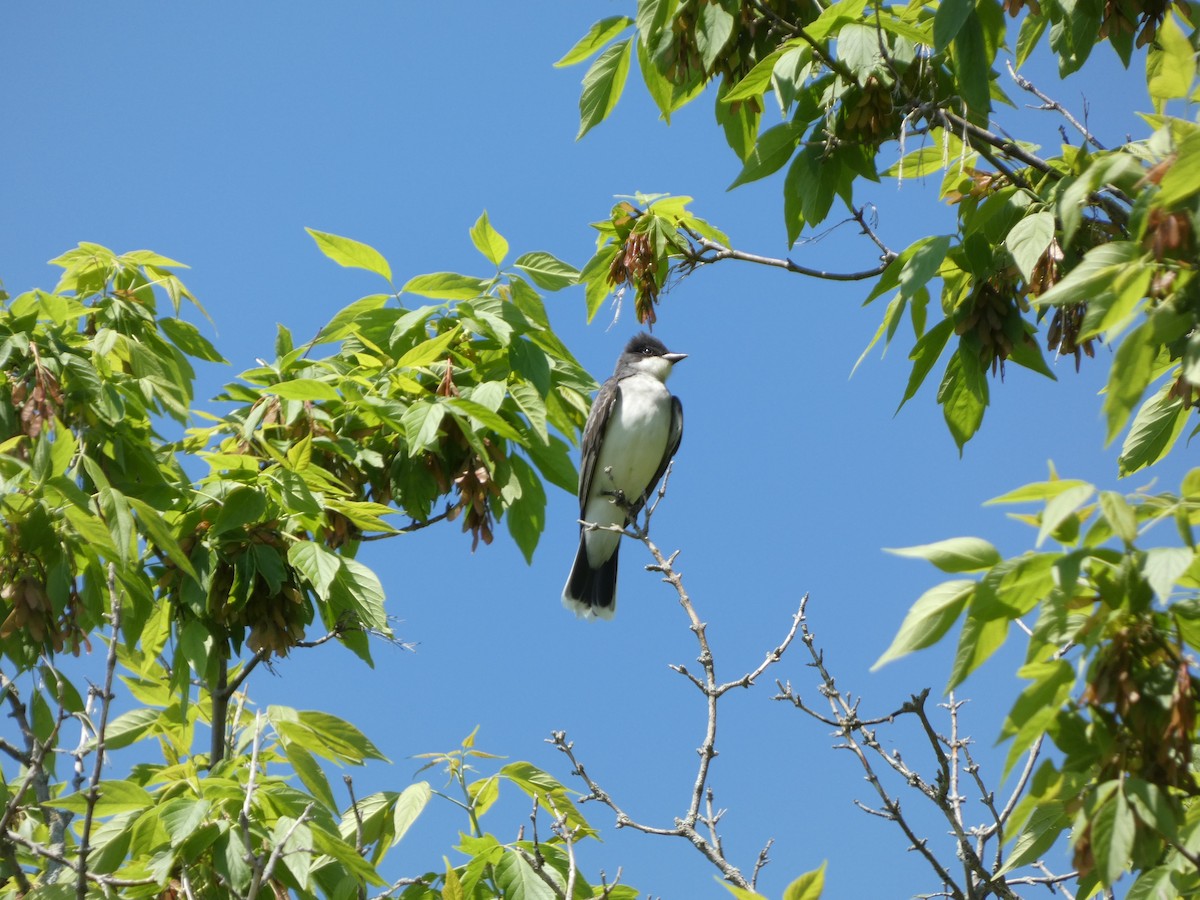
xmin=306 ymin=228 xmax=392 ymax=281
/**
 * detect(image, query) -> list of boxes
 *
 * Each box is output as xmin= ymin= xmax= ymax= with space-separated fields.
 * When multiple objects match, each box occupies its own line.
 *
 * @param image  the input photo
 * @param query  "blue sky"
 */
xmin=0 ymin=4 xmax=1183 ymax=898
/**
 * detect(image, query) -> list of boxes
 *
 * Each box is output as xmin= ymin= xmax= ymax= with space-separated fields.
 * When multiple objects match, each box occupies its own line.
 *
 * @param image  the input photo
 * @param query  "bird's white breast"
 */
xmin=582 ymin=373 xmax=673 ymax=564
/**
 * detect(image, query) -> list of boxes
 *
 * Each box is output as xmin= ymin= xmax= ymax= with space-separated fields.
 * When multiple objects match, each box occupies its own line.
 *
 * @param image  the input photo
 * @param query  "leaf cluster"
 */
xmin=561 ymin=0 xmax=1200 ymax=464
xmin=0 ymin=220 xmax=604 ymax=896
xmin=879 ymin=465 xmax=1200 ymax=892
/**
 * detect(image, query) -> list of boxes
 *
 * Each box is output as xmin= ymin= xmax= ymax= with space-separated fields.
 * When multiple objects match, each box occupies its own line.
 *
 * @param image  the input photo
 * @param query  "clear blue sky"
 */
xmin=0 ymin=4 xmax=1179 ymax=897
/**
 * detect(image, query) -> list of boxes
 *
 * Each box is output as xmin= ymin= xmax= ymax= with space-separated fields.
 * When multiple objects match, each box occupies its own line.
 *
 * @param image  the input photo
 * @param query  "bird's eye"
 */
xmin=642 ymin=347 xmax=653 ymax=355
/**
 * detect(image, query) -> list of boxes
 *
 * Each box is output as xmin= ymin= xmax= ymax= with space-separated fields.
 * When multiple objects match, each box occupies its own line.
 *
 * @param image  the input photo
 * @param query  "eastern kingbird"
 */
xmin=562 ymin=333 xmax=686 ymax=619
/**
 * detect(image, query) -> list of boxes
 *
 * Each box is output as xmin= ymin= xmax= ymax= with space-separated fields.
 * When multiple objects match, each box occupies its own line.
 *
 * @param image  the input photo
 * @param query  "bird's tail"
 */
xmin=561 ymin=540 xmax=618 ymax=620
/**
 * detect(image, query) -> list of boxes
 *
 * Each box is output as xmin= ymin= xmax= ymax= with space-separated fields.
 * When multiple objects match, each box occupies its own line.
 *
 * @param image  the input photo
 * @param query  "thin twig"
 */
xmin=1006 ymin=62 xmax=1106 ymax=151
xmin=5 ymin=829 xmax=156 ymax=888
xmin=680 ymin=228 xmax=895 ymax=282
xmin=246 ymin=802 xmax=315 ymax=899
xmin=76 ymin=564 xmax=122 ymax=900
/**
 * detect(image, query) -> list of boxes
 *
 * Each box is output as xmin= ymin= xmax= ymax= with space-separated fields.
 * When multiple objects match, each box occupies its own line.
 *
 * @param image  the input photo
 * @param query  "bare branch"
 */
xmin=554 ymin=480 xmax=809 ymax=892
xmin=1006 ymin=61 xmax=1106 ymax=151
xmin=774 ymin=599 xmax=1038 ymax=899
xmin=679 ymin=224 xmax=895 ymax=283
xmin=345 ymin=775 xmax=366 ymax=855
xmin=75 ymin=564 xmax=122 ymax=900
xmin=5 ymin=828 xmax=156 ymax=888
xmin=751 ymin=837 xmax=774 ymax=889
xmin=715 ymin=604 xmax=805 ymax=695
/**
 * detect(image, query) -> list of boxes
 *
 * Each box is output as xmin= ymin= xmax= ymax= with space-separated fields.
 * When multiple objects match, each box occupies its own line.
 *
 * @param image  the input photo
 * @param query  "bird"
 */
xmin=562 ymin=333 xmax=686 ymax=619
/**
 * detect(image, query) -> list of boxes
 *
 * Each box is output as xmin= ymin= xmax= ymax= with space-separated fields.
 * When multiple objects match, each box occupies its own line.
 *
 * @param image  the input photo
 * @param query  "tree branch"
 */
xmin=553 ymin=480 xmax=806 ymax=891
xmin=679 ymin=217 xmax=896 ymax=282
xmin=75 ymin=564 xmax=122 ymax=900
xmin=774 ymin=599 xmax=1048 ymax=899
xmin=1006 ymin=61 xmax=1106 ymax=151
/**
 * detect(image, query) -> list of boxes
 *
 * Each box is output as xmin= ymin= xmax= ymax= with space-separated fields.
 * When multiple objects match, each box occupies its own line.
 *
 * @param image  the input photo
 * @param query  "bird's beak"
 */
xmin=663 ymin=352 xmax=688 ymax=365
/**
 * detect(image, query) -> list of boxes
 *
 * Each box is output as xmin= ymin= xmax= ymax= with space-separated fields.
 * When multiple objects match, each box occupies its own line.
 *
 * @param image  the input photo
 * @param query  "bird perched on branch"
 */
xmin=562 ymin=333 xmax=686 ymax=619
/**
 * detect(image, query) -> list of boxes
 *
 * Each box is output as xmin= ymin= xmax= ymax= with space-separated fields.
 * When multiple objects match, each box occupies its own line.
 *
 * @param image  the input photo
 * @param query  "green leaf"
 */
xmin=513 ymin=252 xmax=579 ymax=291
xmin=392 ymin=781 xmax=431 ymax=846
xmin=554 ymin=16 xmax=633 ymax=67
xmin=270 ymin=706 xmax=389 ymax=765
xmin=401 ymin=272 xmax=488 ymax=300
xmin=1119 ymin=385 xmax=1188 ymax=476
xmin=715 ymin=879 xmax=769 ymax=900
xmin=211 ymin=486 xmax=267 ymax=535
xmin=937 ymin=349 xmax=987 ymax=453
xmin=1005 ymin=211 xmax=1055 ymax=282
xmin=495 ymin=850 xmax=557 ymax=900
xmin=98 ymin=708 xmax=159 ymax=750
xmin=469 ymin=211 xmax=509 ymax=267
xmin=1000 ymin=658 xmax=1074 ymax=774
xmin=898 ymin=235 xmax=950 ymax=300
xmin=160 ymin=798 xmax=211 ymax=847
xmin=401 ymin=398 xmax=445 ymax=454
xmin=1098 ymin=491 xmax=1138 ymax=545
xmin=988 ymin=476 xmax=1093 ymax=505
xmin=1126 ymin=868 xmax=1176 ymax=900
xmin=952 ymin=15 xmax=991 ymax=123
xmin=695 ymin=1 xmax=735 ymax=72
xmin=525 ymin=434 xmax=578 ymax=494
xmin=1146 ymin=12 xmax=1195 ymax=106
xmin=934 ymin=0 xmax=973 ymax=50
xmin=306 ymin=228 xmax=392 ymax=281
xmin=505 ymin=456 xmax=546 ymax=563
xmin=729 ymin=120 xmax=802 ymax=189
xmin=501 ymin=761 xmax=592 ymax=835
xmin=45 ymin=780 xmax=153 ymax=815
xmin=1125 ymin=779 xmax=1178 ymax=839
xmin=271 ymin=815 xmax=313 ymax=885
xmin=315 ymin=294 xmax=393 ymax=344
xmin=716 ymin=82 xmax=761 ymax=162
xmin=947 ymin=608 xmax=1008 ymax=688
xmin=783 ymin=862 xmax=827 ymax=900
xmin=638 ymin=36 xmax=676 ymax=120
xmin=1157 ymin=128 xmax=1200 ymax=206
xmin=885 ymin=537 xmax=1001 ymax=572
xmin=271 ymin=378 xmax=341 ymax=402
xmin=805 ymin=0 xmax=868 ymax=41
xmin=897 ymin=317 xmax=954 ymax=412
xmin=284 ymin=740 xmax=338 ymax=810
xmin=1035 ymin=242 xmax=1140 ymax=309
xmin=724 ymin=41 xmax=800 ymax=102
xmin=1014 ymin=13 xmax=1047 ymax=68
xmin=159 ymin=317 xmax=225 ymax=362
xmin=999 ymin=803 xmax=1068 ymax=874
xmin=1143 ymin=546 xmax=1193 ymax=602
xmin=127 ymin=497 xmax=198 ymax=581
xmin=446 ymin=398 xmax=522 ymax=442
xmin=787 ymin=145 xmax=837 ymax=228
xmin=1090 ymin=788 xmax=1135 ymax=887
xmin=329 ymin=557 xmax=389 ymax=630
xmin=577 ymin=39 xmax=633 ymax=140
xmin=396 ymin=324 xmax=461 ymax=369
xmin=873 ymin=580 xmax=974 ymax=668
xmin=287 ymin=540 xmax=341 ymax=599
xmin=1037 ymin=483 xmax=1095 ymax=547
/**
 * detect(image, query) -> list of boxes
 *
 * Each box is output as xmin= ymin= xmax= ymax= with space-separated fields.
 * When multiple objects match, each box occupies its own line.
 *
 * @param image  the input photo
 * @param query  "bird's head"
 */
xmin=618 ymin=333 xmax=687 ymax=381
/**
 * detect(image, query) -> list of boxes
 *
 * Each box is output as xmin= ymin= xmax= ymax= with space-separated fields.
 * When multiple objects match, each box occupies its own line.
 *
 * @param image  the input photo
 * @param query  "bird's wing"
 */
xmin=577 ymin=376 xmax=621 ymax=516
xmin=630 ymin=394 xmax=683 ymax=518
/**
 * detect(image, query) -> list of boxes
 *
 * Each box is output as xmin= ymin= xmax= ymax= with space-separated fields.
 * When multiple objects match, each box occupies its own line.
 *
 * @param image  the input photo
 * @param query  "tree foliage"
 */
xmin=553 ymin=0 xmax=1200 ymax=894
xmin=563 ymin=0 xmax=1200 ymax=469
xmin=0 ymin=232 xmax=632 ymax=896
